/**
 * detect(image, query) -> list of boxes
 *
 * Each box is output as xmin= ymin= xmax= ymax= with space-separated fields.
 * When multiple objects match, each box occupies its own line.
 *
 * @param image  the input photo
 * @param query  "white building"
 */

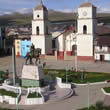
xmin=52 ymin=27 xmax=76 ymax=59
xmin=94 ymin=36 xmax=110 ymax=61
xmin=31 ymin=0 xmax=52 ymax=55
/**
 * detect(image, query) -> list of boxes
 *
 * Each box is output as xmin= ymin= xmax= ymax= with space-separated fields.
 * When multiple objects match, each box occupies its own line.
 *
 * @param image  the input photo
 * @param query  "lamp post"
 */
xmin=75 ymin=48 xmax=77 ymax=72
xmin=36 ymin=87 xmax=38 ymax=97
xmin=88 ymin=82 xmax=90 ymax=109
xmin=12 ymin=46 xmax=16 ymax=86
xmin=16 ymin=89 xmax=19 ymax=110
xmin=66 ymin=67 xmax=68 ymax=83
xmin=0 ymin=71 xmax=2 ymax=81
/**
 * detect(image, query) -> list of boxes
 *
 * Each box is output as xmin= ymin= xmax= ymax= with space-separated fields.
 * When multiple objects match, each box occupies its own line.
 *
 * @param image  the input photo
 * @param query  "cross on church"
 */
xmin=38 ymin=0 xmax=43 ymax=5
xmin=40 ymin=0 xmax=43 ymax=4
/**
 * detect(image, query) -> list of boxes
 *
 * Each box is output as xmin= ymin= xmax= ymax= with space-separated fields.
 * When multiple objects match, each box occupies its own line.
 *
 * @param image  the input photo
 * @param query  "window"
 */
xmin=37 ymin=15 xmax=40 ymax=18
xmin=17 ymin=41 xmax=19 ymax=44
xmin=100 ymin=46 xmax=102 ymax=50
xmin=36 ymin=26 xmax=40 ymax=35
xmin=83 ymin=25 xmax=87 ymax=34
xmin=46 ymin=26 xmax=48 ymax=34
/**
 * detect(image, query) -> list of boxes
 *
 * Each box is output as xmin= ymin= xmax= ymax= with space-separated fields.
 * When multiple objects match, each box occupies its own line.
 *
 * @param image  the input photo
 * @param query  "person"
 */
xmin=43 ymin=62 xmax=46 ymax=68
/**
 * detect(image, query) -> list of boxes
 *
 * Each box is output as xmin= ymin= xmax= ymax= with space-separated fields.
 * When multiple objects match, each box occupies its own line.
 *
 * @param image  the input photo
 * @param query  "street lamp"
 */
xmin=75 ymin=47 xmax=77 ymax=72
xmin=36 ymin=87 xmax=38 ymax=97
xmin=65 ymin=67 xmax=68 ymax=83
xmin=88 ymin=82 xmax=90 ymax=109
xmin=16 ymin=89 xmax=19 ymax=110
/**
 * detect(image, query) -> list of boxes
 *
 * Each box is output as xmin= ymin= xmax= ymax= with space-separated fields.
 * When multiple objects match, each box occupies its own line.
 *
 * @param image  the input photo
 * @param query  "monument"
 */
xmin=21 ymin=44 xmax=46 ymax=87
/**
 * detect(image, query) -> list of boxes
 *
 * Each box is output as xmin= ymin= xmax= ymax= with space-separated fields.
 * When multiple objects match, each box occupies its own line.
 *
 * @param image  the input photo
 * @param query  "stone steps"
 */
xmin=45 ymin=86 xmax=74 ymax=104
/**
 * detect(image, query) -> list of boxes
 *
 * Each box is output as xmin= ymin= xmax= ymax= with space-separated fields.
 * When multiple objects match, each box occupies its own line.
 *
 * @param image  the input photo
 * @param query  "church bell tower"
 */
xmin=31 ymin=0 xmax=52 ymax=55
xmin=77 ymin=2 xmax=97 ymax=61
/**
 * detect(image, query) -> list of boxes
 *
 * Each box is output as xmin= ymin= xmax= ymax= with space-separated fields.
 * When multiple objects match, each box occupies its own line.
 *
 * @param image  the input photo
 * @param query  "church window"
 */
xmin=37 ymin=15 xmax=40 ymax=18
xmin=36 ymin=26 xmax=40 ymax=35
xmin=83 ymin=25 xmax=87 ymax=34
xmin=46 ymin=26 xmax=48 ymax=34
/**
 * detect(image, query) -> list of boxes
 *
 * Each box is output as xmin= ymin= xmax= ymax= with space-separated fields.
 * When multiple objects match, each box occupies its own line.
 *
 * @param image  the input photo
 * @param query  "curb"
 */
xmin=72 ymin=81 xmax=107 ymax=86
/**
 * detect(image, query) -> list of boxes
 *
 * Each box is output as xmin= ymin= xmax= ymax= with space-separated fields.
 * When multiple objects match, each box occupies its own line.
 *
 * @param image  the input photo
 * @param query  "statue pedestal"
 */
xmin=21 ymin=65 xmax=45 ymax=87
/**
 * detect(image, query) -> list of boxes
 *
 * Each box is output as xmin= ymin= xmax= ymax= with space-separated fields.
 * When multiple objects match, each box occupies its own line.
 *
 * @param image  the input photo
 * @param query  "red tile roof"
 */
xmin=98 ymin=25 xmax=110 ymax=35
xmin=96 ymin=36 xmax=110 ymax=46
xmin=80 ymin=2 xmax=95 ymax=8
xmin=35 ymin=4 xmax=47 ymax=11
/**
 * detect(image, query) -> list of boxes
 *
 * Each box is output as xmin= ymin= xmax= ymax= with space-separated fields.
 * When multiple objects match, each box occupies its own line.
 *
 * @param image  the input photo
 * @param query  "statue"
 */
xmin=24 ymin=44 xmax=41 ymax=65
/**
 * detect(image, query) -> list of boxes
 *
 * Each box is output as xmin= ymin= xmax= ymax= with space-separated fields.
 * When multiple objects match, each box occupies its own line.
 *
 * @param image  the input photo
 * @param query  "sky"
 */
xmin=0 ymin=0 xmax=110 ymax=14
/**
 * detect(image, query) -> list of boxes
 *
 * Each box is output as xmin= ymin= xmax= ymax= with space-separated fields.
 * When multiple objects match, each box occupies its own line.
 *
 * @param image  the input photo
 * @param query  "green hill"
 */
xmin=0 ymin=10 xmax=110 ymax=26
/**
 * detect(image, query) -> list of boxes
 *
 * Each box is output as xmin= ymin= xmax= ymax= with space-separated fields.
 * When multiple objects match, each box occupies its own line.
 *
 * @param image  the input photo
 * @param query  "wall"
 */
xmin=95 ymin=53 xmax=110 ymax=61
xmin=56 ymin=77 xmax=71 ymax=88
xmin=56 ymin=34 xmax=64 ymax=52
xmin=22 ymin=79 xmax=40 ymax=87
xmin=77 ymin=34 xmax=93 ymax=56
xmin=64 ymin=52 xmax=75 ymax=60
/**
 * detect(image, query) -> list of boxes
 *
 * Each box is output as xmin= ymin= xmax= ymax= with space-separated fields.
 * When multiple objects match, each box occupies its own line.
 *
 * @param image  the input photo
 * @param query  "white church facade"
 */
xmin=52 ymin=2 xmax=97 ymax=61
xmin=23 ymin=1 xmax=109 ymax=61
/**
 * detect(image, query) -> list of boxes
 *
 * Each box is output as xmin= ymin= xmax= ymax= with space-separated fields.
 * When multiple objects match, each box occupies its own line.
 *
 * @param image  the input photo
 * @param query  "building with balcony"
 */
xmin=94 ymin=36 xmax=110 ymax=61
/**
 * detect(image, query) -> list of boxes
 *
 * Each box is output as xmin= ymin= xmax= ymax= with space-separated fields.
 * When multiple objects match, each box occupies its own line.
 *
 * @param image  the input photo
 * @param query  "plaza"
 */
xmin=0 ymin=56 xmax=110 ymax=109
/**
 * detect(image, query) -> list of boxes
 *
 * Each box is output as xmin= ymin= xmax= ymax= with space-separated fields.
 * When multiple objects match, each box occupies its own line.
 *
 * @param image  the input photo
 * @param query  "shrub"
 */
xmin=27 ymin=92 xmax=41 ymax=98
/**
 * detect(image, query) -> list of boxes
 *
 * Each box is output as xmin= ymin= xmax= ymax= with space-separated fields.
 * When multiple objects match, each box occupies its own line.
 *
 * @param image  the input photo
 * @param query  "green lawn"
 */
xmin=0 ymin=108 xmax=21 ymax=110
xmin=104 ymin=87 xmax=110 ymax=93
xmin=0 ymin=89 xmax=17 ymax=98
xmin=0 ymin=108 xmax=23 ymax=110
xmin=27 ymin=92 xmax=41 ymax=98
xmin=43 ymin=69 xmax=110 ymax=84
xmin=78 ymin=106 xmax=110 ymax=110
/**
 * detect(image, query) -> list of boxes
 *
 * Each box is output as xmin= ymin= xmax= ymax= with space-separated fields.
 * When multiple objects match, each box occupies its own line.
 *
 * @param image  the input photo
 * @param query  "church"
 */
xmin=31 ymin=1 xmax=97 ymax=61
xmin=15 ymin=0 xmax=110 ymax=62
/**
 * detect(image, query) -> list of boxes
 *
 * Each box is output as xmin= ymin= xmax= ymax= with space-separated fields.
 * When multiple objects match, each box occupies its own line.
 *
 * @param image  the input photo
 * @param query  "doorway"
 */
xmin=100 ymin=55 xmax=104 ymax=61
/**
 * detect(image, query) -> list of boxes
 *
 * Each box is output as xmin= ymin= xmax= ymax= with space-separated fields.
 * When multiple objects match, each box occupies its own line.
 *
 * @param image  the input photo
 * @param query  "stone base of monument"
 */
xmin=21 ymin=65 xmax=45 ymax=87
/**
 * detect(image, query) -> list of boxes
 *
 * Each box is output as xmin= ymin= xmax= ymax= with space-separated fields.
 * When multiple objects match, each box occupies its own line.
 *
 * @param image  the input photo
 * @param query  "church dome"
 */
xmin=35 ymin=4 xmax=47 ymax=11
xmin=79 ymin=2 xmax=95 ymax=8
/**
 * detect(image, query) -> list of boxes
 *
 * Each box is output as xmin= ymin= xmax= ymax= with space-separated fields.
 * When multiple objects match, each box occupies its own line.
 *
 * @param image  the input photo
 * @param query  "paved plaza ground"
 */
xmin=0 ymin=56 xmax=110 ymax=110
xmin=0 ymin=56 xmax=110 ymax=75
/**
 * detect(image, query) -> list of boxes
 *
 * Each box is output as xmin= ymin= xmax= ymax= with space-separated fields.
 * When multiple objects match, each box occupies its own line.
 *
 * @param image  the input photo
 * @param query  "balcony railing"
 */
xmin=94 ymin=49 xmax=110 ymax=54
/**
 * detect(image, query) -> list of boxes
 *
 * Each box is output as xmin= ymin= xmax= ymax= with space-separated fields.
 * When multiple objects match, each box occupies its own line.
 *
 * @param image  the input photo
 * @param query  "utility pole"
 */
xmin=12 ymin=46 xmax=16 ymax=86
xmin=75 ymin=39 xmax=77 ymax=72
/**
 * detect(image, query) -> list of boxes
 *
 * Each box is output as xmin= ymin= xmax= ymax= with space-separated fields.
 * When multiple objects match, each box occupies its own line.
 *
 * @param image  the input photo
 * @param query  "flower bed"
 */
xmin=103 ymin=87 xmax=110 ymax=93
xmin=44 ymin=69 xmax=110 ymax=84
xmin=0 ymin=89 xmax=18 ymax=104
xmin=25 ymin=92 xmax=44 ymax=105
xmin=27 ymin=92 xmax=41 ymax=98
xmin=0 ymin=89 xmax=17 ymax=97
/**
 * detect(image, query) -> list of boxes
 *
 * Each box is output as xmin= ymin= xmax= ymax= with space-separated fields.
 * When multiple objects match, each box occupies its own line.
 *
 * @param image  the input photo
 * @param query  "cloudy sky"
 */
xmin=0 ymin=0 xmax=110 ymax=14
